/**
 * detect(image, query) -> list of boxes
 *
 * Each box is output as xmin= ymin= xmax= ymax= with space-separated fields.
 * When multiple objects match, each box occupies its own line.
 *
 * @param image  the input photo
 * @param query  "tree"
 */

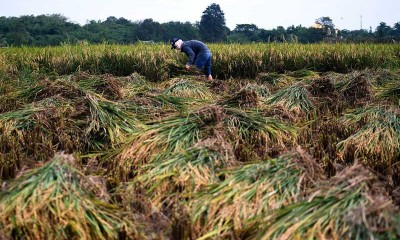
xmin=135 ymin=19 xmax=164 ymax=42
xmin=232 ymin=24 xmax=260 ymax=42
xmin=162 ymin=21 xmax=199 ymax=41
xmin=286 ymin=25 xmax=308 ymax=43
xmin=340 ymin=29 xmax=373 ymax=43
xmin=394 ymin=22 xmax=400 ymax=33
xmin=100 ymin=16 xmax=137 ymax=43
xmin=227 ymin=32 xmax=249 ymax=43
xmin=5 ymin=17 xmax=31 ymax=46
xmin=199 ymin=3 xmax=227 ymax=42
xmin=375 ymin=22 xmax=391 ymax=40
xmin=315 ymin=17 xmax=335 ymax=36
xmin=393 ymin=22 xmax=400 ymax=41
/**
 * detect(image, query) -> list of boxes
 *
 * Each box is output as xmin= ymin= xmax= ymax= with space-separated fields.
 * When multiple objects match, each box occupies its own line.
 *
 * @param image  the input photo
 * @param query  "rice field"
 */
xmin=1 ymin=43 xmax=400 ymax=239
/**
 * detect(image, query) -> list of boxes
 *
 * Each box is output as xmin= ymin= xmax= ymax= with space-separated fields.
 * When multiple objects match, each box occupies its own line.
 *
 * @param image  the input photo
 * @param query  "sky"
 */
xmin=0 ymin=0 xmax=399 ymax=31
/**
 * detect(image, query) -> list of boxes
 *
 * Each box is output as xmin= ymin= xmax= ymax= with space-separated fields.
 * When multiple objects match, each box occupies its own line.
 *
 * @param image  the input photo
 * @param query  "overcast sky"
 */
xmin=1 ymin=0 xmax=399 ymax=31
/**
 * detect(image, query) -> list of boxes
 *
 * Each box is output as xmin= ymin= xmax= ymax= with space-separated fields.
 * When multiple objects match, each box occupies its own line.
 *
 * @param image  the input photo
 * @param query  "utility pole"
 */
xmin=360 ymin=15 xmax=363 ymax=30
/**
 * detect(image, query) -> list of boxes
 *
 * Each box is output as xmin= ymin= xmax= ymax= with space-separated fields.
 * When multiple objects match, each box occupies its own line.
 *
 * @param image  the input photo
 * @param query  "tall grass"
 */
xmin=1 ymin=43 xmax=399 ymax=80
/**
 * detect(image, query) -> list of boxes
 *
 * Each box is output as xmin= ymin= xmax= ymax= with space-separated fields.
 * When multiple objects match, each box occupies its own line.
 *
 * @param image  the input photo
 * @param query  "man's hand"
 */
xmin=185 ymin=64 xmax=190 ymax=70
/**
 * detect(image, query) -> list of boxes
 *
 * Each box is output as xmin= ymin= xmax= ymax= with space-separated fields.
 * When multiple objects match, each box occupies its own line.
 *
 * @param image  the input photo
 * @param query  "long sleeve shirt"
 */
xmin=180 ymin=40 xmax=211 ymax=66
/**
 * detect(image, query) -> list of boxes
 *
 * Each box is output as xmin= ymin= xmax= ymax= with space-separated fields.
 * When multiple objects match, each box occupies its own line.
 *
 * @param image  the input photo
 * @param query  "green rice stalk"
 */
xmin=150 ymin=94 xmax=198 ymax=113
xmin=106 ymin=104 xmax=294 ymax=180
xmin=334 ymin=71 xmax=373 ymax=91
xmin=0 ymin=106 xmax=46 ymax=130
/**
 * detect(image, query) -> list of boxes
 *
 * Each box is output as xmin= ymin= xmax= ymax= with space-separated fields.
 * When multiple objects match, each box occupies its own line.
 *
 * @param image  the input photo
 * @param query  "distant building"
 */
xmin=311 ymin=23 xmax=324 ymax=29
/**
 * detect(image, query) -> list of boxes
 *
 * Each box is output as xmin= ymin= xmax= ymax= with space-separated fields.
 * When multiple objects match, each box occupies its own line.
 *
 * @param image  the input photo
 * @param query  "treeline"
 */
xmin=0 ymin=15 xmax=199 ymax=46
xmin=0 ymin=14 xmax=399 ymax=47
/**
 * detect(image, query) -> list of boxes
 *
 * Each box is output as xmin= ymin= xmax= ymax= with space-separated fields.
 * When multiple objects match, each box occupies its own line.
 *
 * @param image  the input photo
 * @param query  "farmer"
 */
xmin=170 ymin=38 xmax=213 ymax=80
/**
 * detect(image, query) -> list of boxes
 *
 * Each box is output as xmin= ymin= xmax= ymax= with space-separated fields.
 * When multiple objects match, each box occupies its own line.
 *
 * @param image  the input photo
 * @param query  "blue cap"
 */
xmin=170 ymin=37 xmax=180 ymax=49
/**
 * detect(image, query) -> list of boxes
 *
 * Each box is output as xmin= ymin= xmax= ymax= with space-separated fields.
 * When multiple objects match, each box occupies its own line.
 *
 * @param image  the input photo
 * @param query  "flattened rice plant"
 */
xmin=136 ymin=146 xmax=238 ymax=205
xmin=334 ymin=71 xmax=374 ymax=105
xmin=162 ymin=78 xmax=214 ymax=101
xmin=225 ymin=108 xmax=296 ymax=147
xmin=0 ymin=107 xmax=46 ymax=178
xmin=225 ymin=107 xmax=297 ymax=159
xmin=191 ymin=147 xmax=324 ymax=239
xmin=0 ymin=106 xmax=46 ymax=130
xmin=376 ymin=80 xmax=400 ymax=105
xmin=16 ymin=77 xmax=85 ymax=102
xmin=244 ymin=83 xmax=270 ymax=100
xmin=151 ymin=94 xmax=194 ymax=112
xmin=286 ymin=69 xmax=319 ymax=79
xmin=107 ymin=105 xmax=295 ymax=180
xmin=14 ymin=74 xmax=143 ymax=148
xmin=0 ymin=100 xmax=85 ymax=179
xmin=337 ymin=105 xmax=400 ymax=168
xmin=0 ymin=153 xmax=142 ymax=240
xmin=307 ymin=76 xmax=341 ymax=114
xmin=218 ymin=89 xmax=260 ymax=109
xmin=266 ymin=83 xmax=315 ymax=120
xmin=107 ymin=109 xmax=206 ymax=180
xmin=85 ymin=93 xmax=142 ymax=148
xmin=252 ymin=164 xmax=400 ymax=240
xmin=124 ymin=93 xmax=191 ymax=121
xmin=256 ymin=72 xmax=284 ymax=85
xmin=371 ymin=69 xmax=400 ymax=86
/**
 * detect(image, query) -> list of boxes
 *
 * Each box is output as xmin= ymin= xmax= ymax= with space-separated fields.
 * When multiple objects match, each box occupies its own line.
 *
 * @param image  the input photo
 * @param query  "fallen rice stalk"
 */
xmin=337 ymin=105 xmax=400 ymax=167
xmin=251 ymin=164 xmax=400 ymax=240
xmin=191 ymin=147 xmax=323 ymax=238
xmin=0 ymin=153 xmax=142 ymax=239
xmin=266 ymin=83 xmax=315 ymax=120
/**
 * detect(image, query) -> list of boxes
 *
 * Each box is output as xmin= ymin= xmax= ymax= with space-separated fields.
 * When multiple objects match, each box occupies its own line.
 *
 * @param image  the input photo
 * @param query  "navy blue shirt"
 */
xmin=181 ymin=40 xmax=211 ymax=66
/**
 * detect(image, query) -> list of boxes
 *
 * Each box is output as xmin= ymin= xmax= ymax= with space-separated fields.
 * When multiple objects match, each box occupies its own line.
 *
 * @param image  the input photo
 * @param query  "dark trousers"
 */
xmin=194 ymin=53 xmax=212 ymax=76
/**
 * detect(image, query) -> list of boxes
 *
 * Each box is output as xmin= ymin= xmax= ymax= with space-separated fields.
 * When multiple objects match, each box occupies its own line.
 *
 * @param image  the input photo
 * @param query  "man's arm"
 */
xmin=182 ymin=45 xmax=196 ymax=66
